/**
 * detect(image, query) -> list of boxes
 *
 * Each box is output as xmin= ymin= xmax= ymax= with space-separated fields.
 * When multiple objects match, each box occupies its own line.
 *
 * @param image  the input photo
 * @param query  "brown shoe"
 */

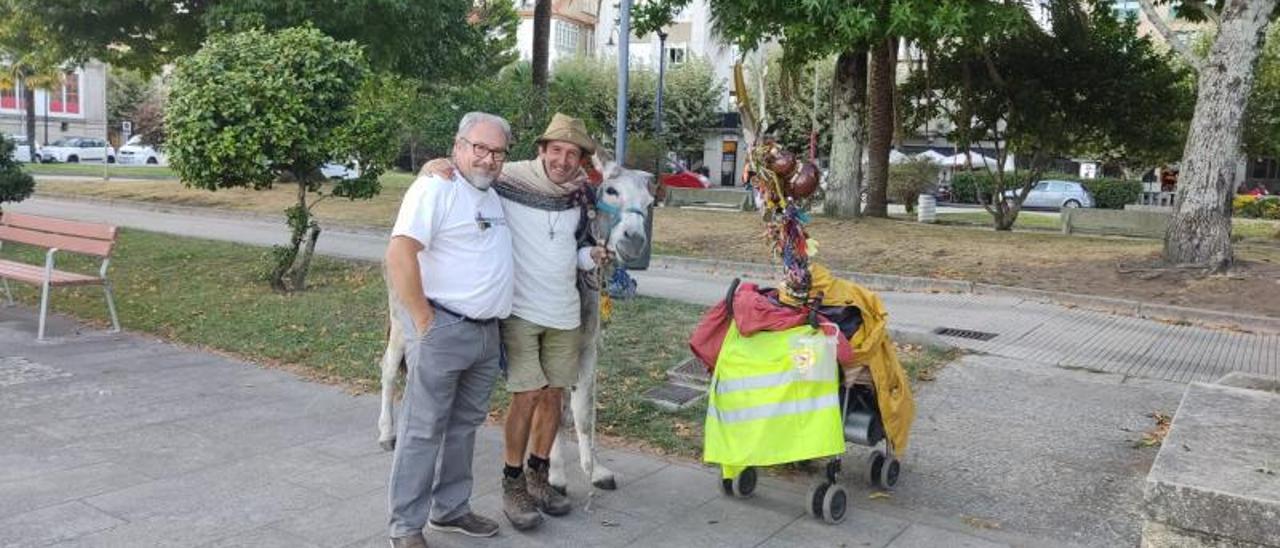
xmin=502 ymin=475 xmax=543 ymax=531
xmin=525 ymin=466 xmax=572 ymax=516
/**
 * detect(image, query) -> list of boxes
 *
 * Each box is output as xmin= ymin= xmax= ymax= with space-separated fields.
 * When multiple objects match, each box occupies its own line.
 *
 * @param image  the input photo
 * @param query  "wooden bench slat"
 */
xmin=0 ymin=259 xmax=102 ymax=286
xmin=0 ymin=225 xmax=115 ymax=257
xmin=0 ymin=212 xmax=117 ymax=241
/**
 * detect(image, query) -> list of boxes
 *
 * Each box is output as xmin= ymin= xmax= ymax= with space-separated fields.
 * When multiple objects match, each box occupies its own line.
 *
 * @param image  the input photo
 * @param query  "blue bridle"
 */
xmin=595 ymin=198 xmax=647 ymax=234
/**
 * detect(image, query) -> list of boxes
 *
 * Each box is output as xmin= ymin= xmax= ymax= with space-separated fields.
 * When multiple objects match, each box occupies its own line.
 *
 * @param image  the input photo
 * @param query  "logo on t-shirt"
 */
xmin=475 ymin=211 xmax=507 ymax=231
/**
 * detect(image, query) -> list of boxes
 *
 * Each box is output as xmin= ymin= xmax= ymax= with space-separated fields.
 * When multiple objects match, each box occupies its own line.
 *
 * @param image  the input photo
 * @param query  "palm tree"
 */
xmin=0 ymin=61 xmax=63 ymax=161
xmin=531 ymin=0 xmax=552 ymax=118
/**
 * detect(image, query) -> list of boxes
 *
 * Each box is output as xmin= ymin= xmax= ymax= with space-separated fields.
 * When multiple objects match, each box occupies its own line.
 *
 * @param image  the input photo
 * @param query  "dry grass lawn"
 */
xmin=33 ymin=175 xmax=1280 ymax=317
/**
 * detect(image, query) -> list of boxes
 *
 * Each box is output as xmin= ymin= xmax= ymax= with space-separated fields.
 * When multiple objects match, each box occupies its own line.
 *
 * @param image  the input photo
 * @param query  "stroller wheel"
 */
xmin=722 ymin=467 xmax=757 ymax=498
xmin=821 ymin=484 xmax=848 ymax=524
xmin=732 ymin=467 xmax=757 ymax=497
xmin=868 ymin=450 xmax=887 ymax=487
xmin=807 ymin=482 xmax=830 ymax=520
xmin=877 ymin=457 xmax=901 ymax=490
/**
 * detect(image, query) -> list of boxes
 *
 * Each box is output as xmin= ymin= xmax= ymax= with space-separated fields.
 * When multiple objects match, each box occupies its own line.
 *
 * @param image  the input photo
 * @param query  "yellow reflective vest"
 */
xmin=703 ymin=321 xmax=846 ymax=478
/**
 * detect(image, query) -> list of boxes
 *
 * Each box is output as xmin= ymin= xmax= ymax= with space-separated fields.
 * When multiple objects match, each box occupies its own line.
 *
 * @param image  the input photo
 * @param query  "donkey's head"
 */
xmin=595 ymin=160 xmax=654 ymax=264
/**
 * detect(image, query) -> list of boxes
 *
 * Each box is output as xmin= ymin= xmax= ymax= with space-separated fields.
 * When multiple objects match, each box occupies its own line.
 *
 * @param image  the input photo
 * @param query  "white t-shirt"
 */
xmin=390 ymin=174 xmax=513 ymax=320
xmin=503 ymin=199 xmax=594 ymax=330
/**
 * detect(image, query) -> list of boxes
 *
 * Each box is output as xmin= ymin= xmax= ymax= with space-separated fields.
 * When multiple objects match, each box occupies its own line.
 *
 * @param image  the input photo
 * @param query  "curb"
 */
xmin=648 ymin=255 xmax=1280 ymax=334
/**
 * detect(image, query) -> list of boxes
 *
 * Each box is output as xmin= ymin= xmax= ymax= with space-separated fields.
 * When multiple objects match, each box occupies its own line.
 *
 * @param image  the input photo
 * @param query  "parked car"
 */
xmin=116 ymin=135 xmax=166 ymax=165
xmin=40 ymin=137 xmax=115 ymax=163
xmin=320 ymin=162 xmax=360 ymax=180
xmin=1003 ymin=179 xmax=1095 ymax=209
xmin=6 ymin=134 xmax=40 ymax=163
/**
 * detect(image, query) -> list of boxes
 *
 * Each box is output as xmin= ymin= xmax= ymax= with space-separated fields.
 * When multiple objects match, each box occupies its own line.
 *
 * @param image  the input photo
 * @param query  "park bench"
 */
xmin=0 ymin=212 xmax=121 ymax=340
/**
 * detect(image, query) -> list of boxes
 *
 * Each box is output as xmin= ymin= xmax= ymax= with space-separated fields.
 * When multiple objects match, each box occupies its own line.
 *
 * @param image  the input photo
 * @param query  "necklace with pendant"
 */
xmin=546 ymin=210 xmax=561 ymax=240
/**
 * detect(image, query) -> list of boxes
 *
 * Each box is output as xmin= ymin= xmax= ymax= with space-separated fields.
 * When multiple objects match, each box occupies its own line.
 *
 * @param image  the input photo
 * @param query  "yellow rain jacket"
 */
xmin=780 ymin=263 xmax=915 ymax=456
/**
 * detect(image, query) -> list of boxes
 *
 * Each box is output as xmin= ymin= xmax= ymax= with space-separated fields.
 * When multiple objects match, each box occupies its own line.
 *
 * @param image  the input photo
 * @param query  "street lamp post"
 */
xmin=655 ymin=30 xmax=667 ymax=137
xmin=615 ymin=0 xmax=632 ymax=163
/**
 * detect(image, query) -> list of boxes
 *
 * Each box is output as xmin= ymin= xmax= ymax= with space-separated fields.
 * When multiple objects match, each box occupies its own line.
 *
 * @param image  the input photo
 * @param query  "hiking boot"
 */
xmin=502 ymin=475 xmax=544 ymax=531
xmin=388 ymin=533 xmax=427 ymax=548
xmin=525 ymin=465 xmax=572 ymax=516
xmin=427 ymin=512 xmax=499 ymax=538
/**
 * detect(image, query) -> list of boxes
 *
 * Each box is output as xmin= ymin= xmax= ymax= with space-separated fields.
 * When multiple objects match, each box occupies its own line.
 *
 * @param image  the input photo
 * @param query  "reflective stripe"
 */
xmin=714 ymin=370 xmax=797 ymax=395
xmin=707 ymin=393 xmax=839 ymax=424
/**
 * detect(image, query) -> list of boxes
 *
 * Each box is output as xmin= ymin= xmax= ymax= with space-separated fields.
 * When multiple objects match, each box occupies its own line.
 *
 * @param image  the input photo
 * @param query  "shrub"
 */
xmin=0 ymin=135 xmax=35 ymax=212
xmin=889 ymin=159 xmax=941 ymax=212
xmin=1232 ymin=195 xmax=1280 ymax=219
xmin=1080 ymin=178 xmax=1142 ymax=209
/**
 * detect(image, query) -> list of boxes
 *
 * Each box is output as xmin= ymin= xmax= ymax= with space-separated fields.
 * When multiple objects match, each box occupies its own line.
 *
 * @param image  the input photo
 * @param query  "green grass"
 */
xmin=24 ymin=162 xmax=179 ymax=179
xmin=929 ymin=210 xmax=1280 ymax=241
xmin=0 ymin=229 xmax=956 ymax=458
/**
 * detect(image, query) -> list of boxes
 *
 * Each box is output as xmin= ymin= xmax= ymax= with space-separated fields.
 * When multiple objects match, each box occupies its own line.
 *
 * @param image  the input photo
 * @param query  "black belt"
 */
xmin=431 ymin=301 xmax=498 ymax=325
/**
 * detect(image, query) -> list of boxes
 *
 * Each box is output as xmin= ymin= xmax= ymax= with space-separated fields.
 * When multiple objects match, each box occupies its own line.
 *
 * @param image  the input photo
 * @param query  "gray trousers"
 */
xmin=388 ymin=303 xmax=501 ymax=538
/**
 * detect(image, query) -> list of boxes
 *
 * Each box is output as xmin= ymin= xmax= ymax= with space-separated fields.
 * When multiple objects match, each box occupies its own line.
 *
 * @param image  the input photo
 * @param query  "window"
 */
xmin=1110 ymin=0 xmax=1139 ymax=20
xmin=1252 ymin=158 xmax=1279 ymax=180
xmin=555 ymin=20 xmax=581 ymax=55
xmin=667 ymin=45 xmax=686 ymax=64
xmin=48 ymin=71 xmax=81 ymax=115
xmin=0 ymin=81 xmax=19 ymax=111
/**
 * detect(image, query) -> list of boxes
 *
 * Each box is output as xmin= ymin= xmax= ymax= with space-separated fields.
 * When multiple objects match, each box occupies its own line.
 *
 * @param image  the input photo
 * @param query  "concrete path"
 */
xmin=3 ymin=305 xmax=1127 ymax=548
xmin=14 ymin=195 xmax=1277 ymax=384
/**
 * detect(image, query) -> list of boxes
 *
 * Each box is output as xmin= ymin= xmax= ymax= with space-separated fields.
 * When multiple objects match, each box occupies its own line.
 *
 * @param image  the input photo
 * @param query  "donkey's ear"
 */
xmin=593 ymin=147 xmax=615 ymax=167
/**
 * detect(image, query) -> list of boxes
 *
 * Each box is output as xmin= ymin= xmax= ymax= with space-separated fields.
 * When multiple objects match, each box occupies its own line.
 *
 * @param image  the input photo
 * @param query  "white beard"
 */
xmin=463 ymin=173 xmax=494 ymax=190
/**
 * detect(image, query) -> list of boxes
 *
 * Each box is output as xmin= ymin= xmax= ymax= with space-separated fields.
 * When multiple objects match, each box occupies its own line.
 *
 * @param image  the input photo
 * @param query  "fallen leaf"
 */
xmin=600 ymin=520 xmax=620 ymax=527
xmin=868 ymin=491 xmax=892 ymax=500
xmin=962 ymin=516 xmax=1001 ymax=530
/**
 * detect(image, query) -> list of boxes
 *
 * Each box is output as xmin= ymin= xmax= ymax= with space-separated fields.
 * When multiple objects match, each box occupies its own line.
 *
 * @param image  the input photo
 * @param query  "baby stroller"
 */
xmin=691 ymin=274 xmax=915 ymax=524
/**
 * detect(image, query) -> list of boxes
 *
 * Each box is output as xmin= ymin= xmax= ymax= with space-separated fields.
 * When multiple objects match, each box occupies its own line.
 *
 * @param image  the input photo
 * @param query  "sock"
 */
xmin=527 ymin=454 xmax=549 ymax=472
xmin=504 ymin=464 xmax=523 ymax=479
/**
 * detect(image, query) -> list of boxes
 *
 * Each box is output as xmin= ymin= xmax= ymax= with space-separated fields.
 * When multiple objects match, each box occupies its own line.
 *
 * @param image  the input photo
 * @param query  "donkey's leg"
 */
xmin=572 ymin=335 xmax=617 ymax=490
xmin=377 ymin=312 xmax=406 ymax=451
xmin=548 ymin=408 xmax=573 ymax=492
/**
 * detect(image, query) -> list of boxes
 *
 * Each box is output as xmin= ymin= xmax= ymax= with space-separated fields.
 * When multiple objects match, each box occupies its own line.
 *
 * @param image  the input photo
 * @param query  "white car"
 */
xmin=6 ymin=134 xmax=40 ymax=163
xmin=40 ymin=137 xmax=115 ymax=163
xmin=116 ymin=136 xmax=166 ymax=165
xmin=320 ymin=162 xmax=360 ymax=180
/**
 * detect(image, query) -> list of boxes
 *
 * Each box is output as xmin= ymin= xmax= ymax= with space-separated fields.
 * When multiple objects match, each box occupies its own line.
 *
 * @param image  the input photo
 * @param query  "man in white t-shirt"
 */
xmin=420 ymin=113 xmax=605 ymax=531
xmin=384 ymin=112 xmax=513 ymax=548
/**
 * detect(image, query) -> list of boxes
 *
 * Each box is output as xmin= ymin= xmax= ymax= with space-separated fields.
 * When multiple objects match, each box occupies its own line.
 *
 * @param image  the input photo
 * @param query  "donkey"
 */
xmin=377 ymin=160 xmax=654 ymax=494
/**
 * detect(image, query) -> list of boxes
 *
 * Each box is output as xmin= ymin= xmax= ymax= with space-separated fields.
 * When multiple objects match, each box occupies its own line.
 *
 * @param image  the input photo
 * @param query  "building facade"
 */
xmin=0 ymin=60 xmax=109 ymax=147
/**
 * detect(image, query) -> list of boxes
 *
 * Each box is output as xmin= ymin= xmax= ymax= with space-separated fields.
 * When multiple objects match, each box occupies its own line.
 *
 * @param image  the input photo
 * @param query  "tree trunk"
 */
xmin=531 ymin=0 xmax=552 ymax=118
xmin=865 ymin=36 xmax=898 ymax=218
xmin=290 ymin=221 xmax=321 ymax=291
xmin=1164 ymin=0 xmax=1276 ymax=271
xmin=824 ymin=49 xmax=868 ymax=218
xmin=22 ymin=79 xmax=36 ymax=161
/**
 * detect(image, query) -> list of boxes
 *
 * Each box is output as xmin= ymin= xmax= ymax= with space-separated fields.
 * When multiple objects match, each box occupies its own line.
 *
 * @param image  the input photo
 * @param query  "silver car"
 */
xmin=1004 ymin=179 xmax=1095 ymax=209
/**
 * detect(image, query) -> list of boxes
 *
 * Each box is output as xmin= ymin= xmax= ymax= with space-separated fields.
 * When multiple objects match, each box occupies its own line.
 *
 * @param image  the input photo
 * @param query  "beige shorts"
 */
xmin=501 ymin=316 xmax=582 ymax=393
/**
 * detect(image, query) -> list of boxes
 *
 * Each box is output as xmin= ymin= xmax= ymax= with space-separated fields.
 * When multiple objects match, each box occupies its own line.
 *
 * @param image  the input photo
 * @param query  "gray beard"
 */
xmin=463 ymin=173 xmax=494 ymax=190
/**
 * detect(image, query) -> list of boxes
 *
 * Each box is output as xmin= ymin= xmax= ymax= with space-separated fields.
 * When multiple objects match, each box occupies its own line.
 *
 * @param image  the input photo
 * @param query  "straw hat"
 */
xmin=536 ymin=113 xmax=596 ymax=155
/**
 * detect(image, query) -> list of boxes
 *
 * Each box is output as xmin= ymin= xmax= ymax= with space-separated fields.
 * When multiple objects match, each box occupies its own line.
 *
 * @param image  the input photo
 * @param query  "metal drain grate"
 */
xmin=933 ymin=327 xmax=999 ymax=341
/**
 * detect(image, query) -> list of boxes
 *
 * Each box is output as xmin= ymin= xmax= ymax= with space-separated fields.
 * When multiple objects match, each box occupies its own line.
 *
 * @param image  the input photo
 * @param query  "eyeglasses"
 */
xmin=459 ymin=137 xmax=508 ymax=162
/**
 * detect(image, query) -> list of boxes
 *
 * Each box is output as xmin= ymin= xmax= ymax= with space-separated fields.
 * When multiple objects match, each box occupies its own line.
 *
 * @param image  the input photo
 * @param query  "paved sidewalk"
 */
xmin=1 ymin=306 xmax=1098 ymax=548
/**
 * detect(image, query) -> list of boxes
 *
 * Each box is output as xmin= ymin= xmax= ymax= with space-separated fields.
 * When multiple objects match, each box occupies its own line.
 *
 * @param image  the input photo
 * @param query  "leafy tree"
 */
xmin=0 ymin=2 xmax=67 ymax=158
xmin=634 ymin=0 xmax=1026 ymax=219
xmin=9 ymin=0 xmax=517 ymax=82
xmin=165 ymin=27 xmax=398 ymax=292
xmin=1245 ymin=24 xmax=1280 ymax=163
xmin=901 ymin=0 xmax=1191 ymax=230
xmin=888 ymin=158 xmax=941 ymax=213
xmin=0 ymin=134 xmax=34 ymax=212
xmin=1139 ymin=0 xmax=1280 ymax=271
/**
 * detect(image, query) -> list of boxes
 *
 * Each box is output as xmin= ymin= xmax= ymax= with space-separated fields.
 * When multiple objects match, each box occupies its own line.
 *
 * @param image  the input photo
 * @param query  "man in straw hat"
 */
xmin=421 ymin=113 xmax=607 ymax=531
